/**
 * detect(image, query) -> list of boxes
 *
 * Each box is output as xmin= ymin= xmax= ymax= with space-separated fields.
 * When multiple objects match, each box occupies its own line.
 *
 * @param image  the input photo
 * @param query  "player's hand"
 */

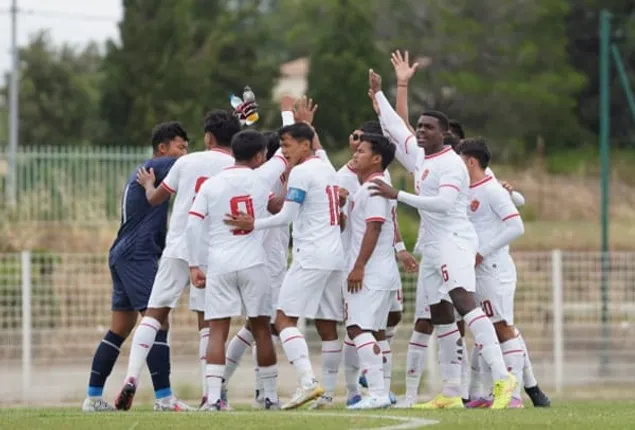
xmin=397 ymin=250 xmax=419 ymax=273
xmin=136 ymin=167 xmax=156 ymax=189
xmin=280 ymin=95 xmax=295 ymax=112
xmin=338 ymin=187 xmax=349 ymax=207
xmin=369 ymin=69 xmax=382 ymax=93
xmin=368 ymin=89 xmax=379 ymax=114
xmin=347 ymin=266 xmax=364 ymax=293
xmin=475 ymin=253 xmax=484 ymax=267
xmin=500 ymin=181 xmax=514 ymax=194
xmin=391 ymin=50 xmax=419 ymax=85
xmin=223 ymin=211 xmax=255 ymax=233
xmin=369 ymin=178 xmax=398 ymax=200
xmin=190 ymin=267 xmax=206 ymax=289
xmin=294 ymin=96 xmax=318 ymax=125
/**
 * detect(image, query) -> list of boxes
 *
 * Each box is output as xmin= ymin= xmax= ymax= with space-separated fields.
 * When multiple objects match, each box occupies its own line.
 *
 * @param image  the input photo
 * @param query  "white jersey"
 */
xmin=348 ymin=173 xmax=400 ymax=290
xmin=286 ymin=156 xmax=344 ymax=270
xmin=189 ymin=153 xmax=287 ymax=275
xmin=467 ymin=175 xmax=521 ymax=261
xmin=160 ymin=148 xmax=234 ymax=262
xmin=336 ymin=162 xmax=392 ymax=263
xmin=412 ymin=146 xmax=477 ymax=247
xmin=263 ymin=175 xmax=290 ymax=276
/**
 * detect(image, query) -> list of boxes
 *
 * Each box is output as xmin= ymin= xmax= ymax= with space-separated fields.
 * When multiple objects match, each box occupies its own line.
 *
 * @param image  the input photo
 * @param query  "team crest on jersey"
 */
xmin=470 ymin=199 xmax=480 ymax=212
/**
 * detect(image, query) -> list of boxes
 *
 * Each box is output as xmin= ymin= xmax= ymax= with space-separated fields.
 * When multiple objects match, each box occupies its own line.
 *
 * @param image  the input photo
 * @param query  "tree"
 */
xmin=0 ymin=31 xmax=105 ymax=146
xmin=307 ymin=0 xmax=387 ymax=148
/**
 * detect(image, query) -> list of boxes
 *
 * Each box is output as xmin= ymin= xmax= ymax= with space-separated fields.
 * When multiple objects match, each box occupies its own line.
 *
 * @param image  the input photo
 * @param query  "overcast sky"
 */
xmin=0 ymin=0 xmax=123 ymax=75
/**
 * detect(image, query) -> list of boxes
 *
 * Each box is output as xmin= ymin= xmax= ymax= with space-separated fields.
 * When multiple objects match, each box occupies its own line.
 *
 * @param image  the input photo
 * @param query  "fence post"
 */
xmin=551 ymin=249 xmax=564 ymax=395
xmin=21 ymin=250 xmax=32 ymax=403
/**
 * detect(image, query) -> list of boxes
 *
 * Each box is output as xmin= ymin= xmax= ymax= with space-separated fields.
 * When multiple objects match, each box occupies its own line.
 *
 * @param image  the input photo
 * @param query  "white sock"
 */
xmin=205 ymin=364 xmax=224 ymax=404
xmin=343 ymin=335 xmax=360 ymax=398
xmin=252 ymin=345 xmax=263 ymax=397
xmin=501 ymin=338 xmax=524 ymax=399
xmin=464 ymin=308 xmax=508 ymax=380
xmin=259 ymin=364 xmax=279 ymax=403
xmin=460 ymin=338 xmax=470 ymax=399
xmin=436 ymin=324 xmax=462 ymax=398
xmin=385 ymin=326 xmax=397 ymax=346
xmin=321 ymin=340 xmax=342 ymax=398
xmin=354 ymin=333 xmax=384 ymax=398
xmin=469 ymin=342 xmax=484 ymax=399
xmin=279 ymin=327 xmax=316 ymax=389
xmin=224 ymin=327 xmax=253 ymax=385
xmin=126 ymin=316 xmax=160 ymax=382
xmin=515 ymin=328 xmax=538 ymax=388
xmin=405 ymin=331 xmax=430 ymax=398
xmin=199 ymin=328 xmax=209 ymax=397
xmin=378 ymin=339 xmax=392 ymax=396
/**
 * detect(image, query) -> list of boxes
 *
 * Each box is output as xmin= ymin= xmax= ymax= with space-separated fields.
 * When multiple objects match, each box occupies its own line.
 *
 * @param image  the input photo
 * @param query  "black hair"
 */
xmin=422 ymin=110 xmax=449 ymax=131
xmin=456 ymin=137 xmax=490 ymax=169
xmin=445 ymin=134 xmax=461 ymax=151
xmin=360 ymin=133 xmax=395 ymax=170
xmin=264 ymin=131 xmax=280 ymax=161
xmin=231 ymin=130 xmax=267 ymax=162
xmin=278 ymin=122 xmax=315 ymax=144
xmin=360 ymin=120 xmax=383 ymax=135
xmin=203 ymin=109 xmax=242 ymax=147
xmin=151 ymin=121 xmax=189 ymax=153
xmin=448 ymin=119 xmax=465 ymax=139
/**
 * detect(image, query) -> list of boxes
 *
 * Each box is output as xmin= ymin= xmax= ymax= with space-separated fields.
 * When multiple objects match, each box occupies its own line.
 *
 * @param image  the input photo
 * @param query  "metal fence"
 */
xmin=0 ymin=146 xmax=151 ymax=224
xmin=1 ymin=250 xmax=634 ymax=405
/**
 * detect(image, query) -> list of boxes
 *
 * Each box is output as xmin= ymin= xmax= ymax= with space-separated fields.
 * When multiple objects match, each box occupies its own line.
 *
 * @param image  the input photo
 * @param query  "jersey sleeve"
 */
xmin=160 ymin=156 xmax=183 ymax=194
xmin=188 ymin=182 xmax=212 ymax=220
xmin=489 ymin=185 xmax=520 ymax=224
xmin=478 ymin=184 xmax=524 ymax=257
xmin=364 ymin=185 xmax=389 ymax=224
xmin=285 ymin=165 xmax=310 ymax=204
xmin=375 ymin=91 xmax=421 ymax=161
xmin=256 ymin=148 xmax=288 ymax=190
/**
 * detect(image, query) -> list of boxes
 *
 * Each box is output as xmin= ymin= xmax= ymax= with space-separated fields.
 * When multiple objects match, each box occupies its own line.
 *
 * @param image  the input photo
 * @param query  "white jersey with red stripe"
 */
xmin=263 ymin=175 xmax=290 ymax=277
xmin=286 ymin=156 xmax=344 ymax=270
xmin=348 ymin=173 xmax=400 ymax=291
xmin=189 ymin=167 xmax=271 ymax=275
xmin=160 ymin=148 xmax=235 ymax=262
xmin=412 ymin=146 xmax=477 ymax=249
xmin=336 ymin=162 xmax=392 ymax=256
xmin=467 ymin=175 xmax=520 ymax=262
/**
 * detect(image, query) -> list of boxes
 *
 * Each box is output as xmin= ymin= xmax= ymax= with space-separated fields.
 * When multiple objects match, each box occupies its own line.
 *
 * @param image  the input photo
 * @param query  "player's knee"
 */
xmin=314 ymin=319 xmax=338 ymax=341
xmin=110 ymin=310 xmax=137 ymax=338
xmin=414 ymin=318 xmax=434 ymax=334
xmin=346 ymin=325 xmax=364 ymax=340
xmin=493 ymin=321 xmax=515 ymax=342
xmin=387 ymin=311 xmax=402 ymax=327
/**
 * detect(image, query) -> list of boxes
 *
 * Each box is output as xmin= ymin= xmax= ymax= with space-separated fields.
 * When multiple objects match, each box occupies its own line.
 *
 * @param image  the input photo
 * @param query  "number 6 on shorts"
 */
xmin=440 ymin=264 xmax=449 ymax=282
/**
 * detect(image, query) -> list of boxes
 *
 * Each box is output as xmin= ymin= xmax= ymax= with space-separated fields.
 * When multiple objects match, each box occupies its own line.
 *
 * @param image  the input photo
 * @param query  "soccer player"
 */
xmin=82 ymin=122 xmax=189 ymax=412
xmin=343 ymin=133 xmax=401 ymax=409
xmin=368 ymin=68 xmax=516 ymax=409
xmin=187 ymin=130 xmax=289 ymax=411
xmin=457 ymin=138 xmax=550 ymax=408
xmin=225 ymin=122 xmax=345 ymax=410
xmin=337 ymin=121 xmax=417 ymax=408
xmin=115 ymin=110 xmax=243 ymax=410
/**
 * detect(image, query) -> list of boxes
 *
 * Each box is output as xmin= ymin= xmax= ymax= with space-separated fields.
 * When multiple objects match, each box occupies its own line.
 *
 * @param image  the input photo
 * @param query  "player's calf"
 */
xmin=250 ymin=316 xmax=279 ymax=409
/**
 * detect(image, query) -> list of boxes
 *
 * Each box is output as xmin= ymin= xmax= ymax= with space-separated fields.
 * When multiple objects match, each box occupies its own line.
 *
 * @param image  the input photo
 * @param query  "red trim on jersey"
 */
xmin=210 ymin=147 xmax=232 ymax=155
xmin=439 ymin=184 xmax=460 ymax=192
xmin=366 ymin=217 xmax=386 ymax=223
xmin=224 ymin=165 xmax=250 ymax=170
xmin=502 ymin=213 xmax=521 ymax=221
xmin=364 ymin=172 xmax=384 ymax=183
xmin=188 ymin=211 xmax=205 ymax=219
xmin=424 ymin=146 xmax=452 ymax=159
xmin=160 ymin=181 xmax=175 ymax=194
xmin=275 ymin=154 xmax=289 ymax=167
xmin=404 ymin=135 xmax=415 ymax=154
xmin=470 ymin=175 xmax=493 ymax=189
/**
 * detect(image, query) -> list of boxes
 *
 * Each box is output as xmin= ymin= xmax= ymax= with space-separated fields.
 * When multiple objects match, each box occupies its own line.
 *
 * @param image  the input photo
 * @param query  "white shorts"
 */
xmin=390 ymin=288 xmax=404 ymax=313
xmin=204 ymin=265 xmax=271 ymax=320
xmin=147 ymin=256 xmax=190 ymax=309
xmin=345 ymin=288 xmax=397 ymax=331
xmin=268 ymin=269 xmax=286 ymax=321
xmin=189 ymin=264 xmax=207 ymax=312
xmin=475 ymin=258 xmax=516 ymax=325
xmin=277 ymin=261 xmax=344 ymax=321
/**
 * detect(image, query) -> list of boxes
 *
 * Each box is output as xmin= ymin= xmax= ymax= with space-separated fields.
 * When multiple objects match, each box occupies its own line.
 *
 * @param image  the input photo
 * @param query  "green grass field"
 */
xmin=2 ymin=402 xmax=635 ymax=430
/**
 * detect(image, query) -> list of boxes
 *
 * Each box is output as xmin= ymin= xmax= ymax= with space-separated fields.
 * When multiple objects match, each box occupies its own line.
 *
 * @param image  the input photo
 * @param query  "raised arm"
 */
xmin=391 ymin=50 xmax=419 ymax=133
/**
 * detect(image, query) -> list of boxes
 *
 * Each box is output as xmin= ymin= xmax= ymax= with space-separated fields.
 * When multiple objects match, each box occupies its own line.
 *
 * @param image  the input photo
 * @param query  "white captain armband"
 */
xmin=394 ymin=241 xmax=406 ymax=253
xmin=285 ymin=187 xmax=306 ymax=204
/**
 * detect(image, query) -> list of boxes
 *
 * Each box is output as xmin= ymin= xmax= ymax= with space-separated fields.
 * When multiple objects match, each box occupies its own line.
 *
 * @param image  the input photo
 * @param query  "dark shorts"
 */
xmin=110 ymin=258 xmax=159 ymax=311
